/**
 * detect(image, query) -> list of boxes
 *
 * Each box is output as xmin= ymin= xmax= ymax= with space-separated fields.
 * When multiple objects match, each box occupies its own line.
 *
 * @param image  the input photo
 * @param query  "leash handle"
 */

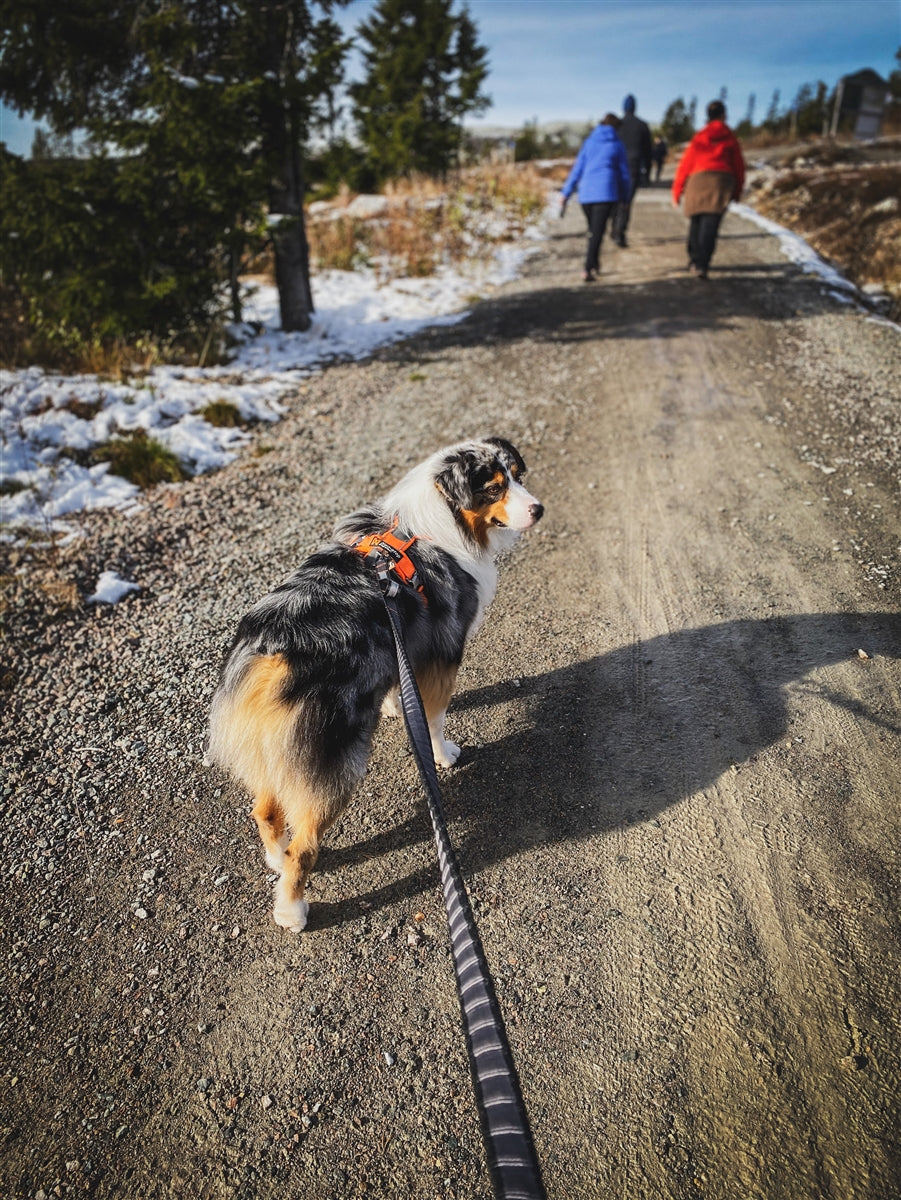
xmin=382 ymin=593 xmax=547 ymax=1200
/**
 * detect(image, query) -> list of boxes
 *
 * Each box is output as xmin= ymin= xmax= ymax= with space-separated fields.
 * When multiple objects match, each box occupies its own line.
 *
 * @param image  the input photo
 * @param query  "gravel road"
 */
xmin=2 ymin=182 xmax=900 ymax=1200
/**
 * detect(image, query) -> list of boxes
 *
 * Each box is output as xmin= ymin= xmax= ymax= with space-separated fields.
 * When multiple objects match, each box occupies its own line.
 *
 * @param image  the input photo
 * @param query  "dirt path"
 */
xmin=2 ymin=183 xmax=900 ymax=1200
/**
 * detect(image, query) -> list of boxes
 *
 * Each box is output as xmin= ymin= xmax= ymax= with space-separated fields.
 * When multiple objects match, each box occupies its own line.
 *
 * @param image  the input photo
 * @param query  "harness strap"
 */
xmin=353 ymin=526 xmax=427 ymax=603
xmin=378 ymin=582 xmax=546 ymax=1200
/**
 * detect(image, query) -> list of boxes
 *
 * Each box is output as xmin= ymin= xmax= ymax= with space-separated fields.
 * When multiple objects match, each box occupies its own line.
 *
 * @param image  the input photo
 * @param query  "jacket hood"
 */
xmin=693 ymin=120 xmax=734 ymax=151
xmin=590 ymin=123 xmax=620 ymax=144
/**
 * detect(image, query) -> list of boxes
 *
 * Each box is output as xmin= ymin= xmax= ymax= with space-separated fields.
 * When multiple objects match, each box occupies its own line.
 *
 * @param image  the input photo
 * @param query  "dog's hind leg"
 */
xmin=251 ymin=792 xmax=289 ymax=871
xmin=272 ymin=802 xmax=342 ymax=933
xmin=417 ymin=663 xmax=461 ymax=768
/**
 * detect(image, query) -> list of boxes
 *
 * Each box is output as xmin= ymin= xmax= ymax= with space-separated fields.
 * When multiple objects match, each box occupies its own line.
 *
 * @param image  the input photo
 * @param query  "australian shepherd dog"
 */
xmin=207 ymin=437 xmax=543 ymax=932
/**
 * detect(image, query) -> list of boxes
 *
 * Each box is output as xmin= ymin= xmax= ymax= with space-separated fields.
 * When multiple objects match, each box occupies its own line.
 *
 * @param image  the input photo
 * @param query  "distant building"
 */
xmin=830 ymin=69 xmax=891 ymax=138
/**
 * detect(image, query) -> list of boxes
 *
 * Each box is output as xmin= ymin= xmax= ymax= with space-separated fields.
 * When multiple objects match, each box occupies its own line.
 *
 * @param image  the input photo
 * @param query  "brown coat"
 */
xmin=682 ymin=170 xmax=735 ymax=217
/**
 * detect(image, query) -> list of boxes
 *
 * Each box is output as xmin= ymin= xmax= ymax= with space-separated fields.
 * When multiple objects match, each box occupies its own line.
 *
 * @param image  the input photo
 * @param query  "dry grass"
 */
xmin=749 ymin=154 xmax=901 ymax=320
xmin=0 ymin=279 xmax=230 ymax=376
xmin=306 ymin=163 xmax=550 ymax=280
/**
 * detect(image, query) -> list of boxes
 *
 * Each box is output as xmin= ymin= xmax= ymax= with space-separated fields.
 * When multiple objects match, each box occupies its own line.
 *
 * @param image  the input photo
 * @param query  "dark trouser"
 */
xmin=612 ymin=164 xmax=641 ymax=241
xmin=580 ymin=201 xmax=616 ymax=272
xmin=688 ymin=211 xmax=724 ymax=271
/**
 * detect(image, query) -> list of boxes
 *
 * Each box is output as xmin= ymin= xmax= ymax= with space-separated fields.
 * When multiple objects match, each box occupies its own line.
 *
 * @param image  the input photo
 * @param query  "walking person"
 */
xmin=671 ymin=99 xmax=746 ymax=279
xmin=610 ymin=94 xmax=652 ymax=247
xmin=559 ymin=114 xmax=631 ymax=283
xmin=651 ymin=135 xmax=668 ymax=182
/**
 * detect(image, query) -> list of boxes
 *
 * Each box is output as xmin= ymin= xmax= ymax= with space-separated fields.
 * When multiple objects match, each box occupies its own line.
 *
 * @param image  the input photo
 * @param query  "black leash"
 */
xmin=380 ymin=588 xmax=547 ymax=1200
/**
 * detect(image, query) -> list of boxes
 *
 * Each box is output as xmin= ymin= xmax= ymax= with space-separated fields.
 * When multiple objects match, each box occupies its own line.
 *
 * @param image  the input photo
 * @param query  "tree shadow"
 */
xmin=373 ymin=249 xmax=843 ymax=360
xmin=309 ymin=610 xmax=900 ymax=927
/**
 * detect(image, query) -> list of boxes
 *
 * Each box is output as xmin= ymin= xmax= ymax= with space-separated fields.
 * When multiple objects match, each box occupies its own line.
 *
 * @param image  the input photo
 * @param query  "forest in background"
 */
xmin=2 ymin=2 xmax=899 ymax=374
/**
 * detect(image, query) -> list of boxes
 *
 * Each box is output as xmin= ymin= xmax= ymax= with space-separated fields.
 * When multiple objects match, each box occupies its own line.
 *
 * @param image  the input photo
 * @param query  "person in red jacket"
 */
xmin=671 ymin=100 xmax=745 ymax=279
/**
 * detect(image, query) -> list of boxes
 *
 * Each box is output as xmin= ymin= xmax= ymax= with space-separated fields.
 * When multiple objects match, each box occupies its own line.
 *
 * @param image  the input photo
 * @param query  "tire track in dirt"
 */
xmin=2 ymin=183 xmax=899 ymax=1199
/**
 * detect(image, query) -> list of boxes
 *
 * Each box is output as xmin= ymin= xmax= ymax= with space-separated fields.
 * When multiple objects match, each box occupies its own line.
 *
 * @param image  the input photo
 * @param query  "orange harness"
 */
xmin=353 ymin=525 xmax=427 ymax=604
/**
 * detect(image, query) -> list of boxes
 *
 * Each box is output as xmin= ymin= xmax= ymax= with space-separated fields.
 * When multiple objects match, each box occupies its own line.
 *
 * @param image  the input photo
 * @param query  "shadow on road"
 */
xmin=374 ymin=253 xmax=839 ymax=360
xmin=310 ymin=610 xmax=900 ymax=928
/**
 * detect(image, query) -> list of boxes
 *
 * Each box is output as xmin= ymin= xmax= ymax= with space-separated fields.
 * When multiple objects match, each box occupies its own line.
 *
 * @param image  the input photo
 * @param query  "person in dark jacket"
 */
xmin=611 ymin=94 xmax=652 ymax=247
xmin=672 ymin=100 xmax=746 ymax=279
xmin=560 ymin=114 xmax=631 ymax=282
xmin=651 ymin=136 xmax=668 ymax=182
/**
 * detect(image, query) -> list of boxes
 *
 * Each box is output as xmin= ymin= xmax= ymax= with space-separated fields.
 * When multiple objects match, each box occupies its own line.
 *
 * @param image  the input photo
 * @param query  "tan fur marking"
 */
xmin=278 ymin=807 xmax=338 ymax=903
xmin=459 ymin=493 xmax=511 ymax=548
xmin=251 ymin=791 xmax=286 ymax=863
xmin=236 ymin=654 xmax=291 ymax=722
xmin=416 ymin=662 xmax=459 ymax=720
xmin=209 ymin=653 xmax=302 ymax=816
xmin=458 ymin=506 xmax=491 ymax=547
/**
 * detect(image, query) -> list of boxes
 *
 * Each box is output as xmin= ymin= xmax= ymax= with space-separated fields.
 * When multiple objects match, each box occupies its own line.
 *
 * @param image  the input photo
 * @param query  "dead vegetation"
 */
xmin=747 ymin=137 xmax=901 ymax=320
xmin=304 ymin=162 xmax=552 ymax=280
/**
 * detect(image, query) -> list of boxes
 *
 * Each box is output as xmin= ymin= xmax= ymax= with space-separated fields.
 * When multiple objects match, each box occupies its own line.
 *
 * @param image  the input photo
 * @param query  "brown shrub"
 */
xmin=751 ymin=162 xmax=901 ymax=319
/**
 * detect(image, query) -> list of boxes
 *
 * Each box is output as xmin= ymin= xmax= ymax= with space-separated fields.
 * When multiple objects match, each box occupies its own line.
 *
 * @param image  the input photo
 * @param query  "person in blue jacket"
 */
xmin=559 ymin=114 xmax=632 ymax=282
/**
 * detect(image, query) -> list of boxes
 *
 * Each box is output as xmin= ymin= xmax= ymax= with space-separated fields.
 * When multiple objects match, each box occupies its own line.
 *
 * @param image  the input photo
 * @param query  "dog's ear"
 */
xmin=485 ymin=437 xmax=526 ymax=476
xmin=435 ymin=448 xmax=478 ymax=509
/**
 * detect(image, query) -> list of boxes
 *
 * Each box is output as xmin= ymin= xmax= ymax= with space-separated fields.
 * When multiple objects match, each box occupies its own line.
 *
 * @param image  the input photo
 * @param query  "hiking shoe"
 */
xmin=583 ymin=270 xmax=596 ymax=283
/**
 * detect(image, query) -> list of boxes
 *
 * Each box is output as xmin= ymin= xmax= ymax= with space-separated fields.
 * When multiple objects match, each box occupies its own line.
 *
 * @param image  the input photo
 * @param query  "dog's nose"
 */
xmin=530 ymin=502 xmax=544 ymax=523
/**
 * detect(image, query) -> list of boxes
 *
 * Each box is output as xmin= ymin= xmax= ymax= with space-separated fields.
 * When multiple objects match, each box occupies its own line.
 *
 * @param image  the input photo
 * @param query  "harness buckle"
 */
xmin=353 ymin=524 xmax=427 ymax=604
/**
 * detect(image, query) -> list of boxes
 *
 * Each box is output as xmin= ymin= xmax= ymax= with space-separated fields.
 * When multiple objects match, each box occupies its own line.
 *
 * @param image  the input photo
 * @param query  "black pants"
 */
xmin=580 ymin=201 xmax=616 ymax=273
xmin=687 ymin=211 xmax=724 ymax=271
xmin=612 ymin=168 xmax=640 ymax=241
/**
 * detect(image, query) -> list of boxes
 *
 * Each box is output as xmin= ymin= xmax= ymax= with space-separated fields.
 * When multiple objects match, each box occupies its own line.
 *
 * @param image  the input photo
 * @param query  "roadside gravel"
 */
xmin=2 ymin=182 xmax=900 ymax=1200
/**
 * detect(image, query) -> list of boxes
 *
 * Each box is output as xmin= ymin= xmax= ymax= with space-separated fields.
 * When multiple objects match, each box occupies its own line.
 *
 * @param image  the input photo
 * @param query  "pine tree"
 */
xmin=350 ymin=0 xmax=490 ymax=186
xmin=661 ymin=97 xmax=694 ymax=145
xmin=764 ymin=89 xmax=783 ymax=132
xmin=0 ymin=0 xmax=352 ymax=334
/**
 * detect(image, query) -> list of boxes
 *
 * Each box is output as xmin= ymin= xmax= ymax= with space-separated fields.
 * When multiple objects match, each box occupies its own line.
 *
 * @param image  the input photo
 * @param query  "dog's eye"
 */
xmin=483 ymin=483 xmax=503 ymax=500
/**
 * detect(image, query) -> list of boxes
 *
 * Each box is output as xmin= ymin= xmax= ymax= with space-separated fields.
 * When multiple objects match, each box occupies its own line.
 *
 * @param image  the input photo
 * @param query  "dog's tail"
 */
xmin=208 ymin=649 xmax=297 ymax=796
xmin=207 ymin=647 xmax=370 ymax=826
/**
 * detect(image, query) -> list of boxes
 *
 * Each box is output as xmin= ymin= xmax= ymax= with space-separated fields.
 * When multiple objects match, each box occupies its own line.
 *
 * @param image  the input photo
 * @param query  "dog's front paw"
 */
xmin=381 ymin=691 xmax=401 ymax=719
xmin=273 ymin=897 xmax=309 ymax=933
xmin=434 ymin=739 xmax=461 ymax=768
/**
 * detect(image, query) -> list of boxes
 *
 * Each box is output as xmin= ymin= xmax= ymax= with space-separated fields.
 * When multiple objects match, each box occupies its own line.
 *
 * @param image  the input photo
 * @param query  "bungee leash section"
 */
xmin=379 ymin=582 xmax=547 ymax=1200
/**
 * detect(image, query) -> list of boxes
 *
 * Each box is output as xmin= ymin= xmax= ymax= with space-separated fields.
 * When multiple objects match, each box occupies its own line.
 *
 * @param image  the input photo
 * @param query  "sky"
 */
xmin=455 ymin=0 xmax=900 ymax=129
xmin=1 ymin=0 xmax=898 ymax=154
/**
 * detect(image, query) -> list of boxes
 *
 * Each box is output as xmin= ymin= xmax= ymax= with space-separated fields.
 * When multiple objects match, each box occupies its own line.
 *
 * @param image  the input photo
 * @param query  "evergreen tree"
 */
xmin=791 ymin=81 xmax=829 ymax=137
xmin=736 ymin=92 xmax=756 ymax=139
xmin=350 ymin=0 xmax=490 ymax=186
xmin=0 ymin=0 xmax=351 ymax=335
xmin=661 ymin=97 xmax=693 ymax=145
xmin=764 ymin=88 xmax=783 ymax=132
xmin=891 ymin=46 xmax=901 ymax=99
xmin=513 ymin=120 xmax=541 ymax=163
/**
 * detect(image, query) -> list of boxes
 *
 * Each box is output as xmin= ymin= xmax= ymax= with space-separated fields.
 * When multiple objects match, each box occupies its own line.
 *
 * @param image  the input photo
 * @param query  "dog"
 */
xmin=207 ymin=437 xmax=543 ymax=932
